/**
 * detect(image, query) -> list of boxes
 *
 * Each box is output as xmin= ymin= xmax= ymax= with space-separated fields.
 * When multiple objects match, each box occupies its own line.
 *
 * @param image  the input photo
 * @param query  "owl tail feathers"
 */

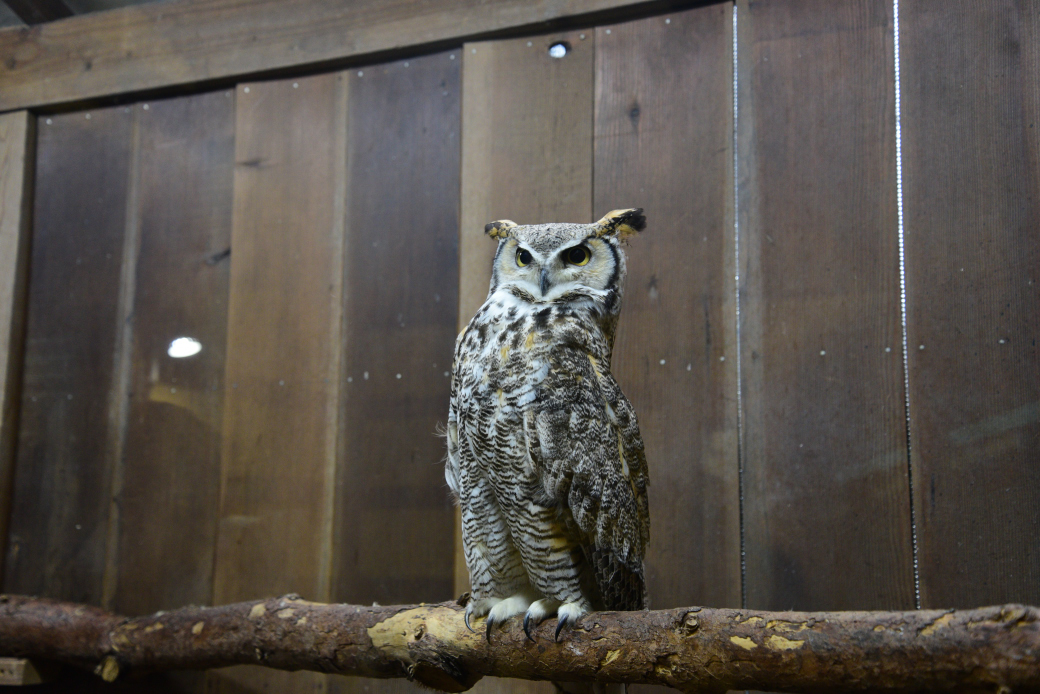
xmin=593 ymin=208 xmax=646 ymax=239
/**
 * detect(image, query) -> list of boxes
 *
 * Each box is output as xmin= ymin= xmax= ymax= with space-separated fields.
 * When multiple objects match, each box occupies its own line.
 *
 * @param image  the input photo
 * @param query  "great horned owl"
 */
xmin=446 ymin=208 xmax=650 ymax=641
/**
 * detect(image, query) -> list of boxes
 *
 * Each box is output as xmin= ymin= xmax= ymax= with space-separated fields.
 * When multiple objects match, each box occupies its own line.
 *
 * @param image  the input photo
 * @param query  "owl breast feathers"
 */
xmin=445 ymin=208 xmax=650 ymax=641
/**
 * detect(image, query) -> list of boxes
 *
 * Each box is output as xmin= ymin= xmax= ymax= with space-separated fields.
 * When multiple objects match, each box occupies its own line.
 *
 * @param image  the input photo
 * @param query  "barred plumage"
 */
xmin=445 ymin=209 xmax=651 ymax=640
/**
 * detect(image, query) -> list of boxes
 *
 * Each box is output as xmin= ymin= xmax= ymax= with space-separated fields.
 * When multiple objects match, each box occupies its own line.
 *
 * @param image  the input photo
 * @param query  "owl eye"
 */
xmin=516 ymin=249 xmax=533 ymax=267
xmin=564 ymin=245 xmax=591 ymax=266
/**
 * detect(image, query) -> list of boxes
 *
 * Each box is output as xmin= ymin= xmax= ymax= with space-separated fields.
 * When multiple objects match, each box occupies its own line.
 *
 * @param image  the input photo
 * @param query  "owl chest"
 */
xmin=454 ymin=317 xmax=550 ymax=459
xmin=456 ymin=299 xmax=609 ymax=452
xmin=462 ymin=328 xmax=550 ymax=420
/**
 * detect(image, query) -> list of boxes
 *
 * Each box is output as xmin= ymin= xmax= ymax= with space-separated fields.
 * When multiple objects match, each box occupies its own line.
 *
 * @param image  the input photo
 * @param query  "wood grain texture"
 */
xmin=210 ymin=73 xmax=347 ymax=694
xmin=900 ymin=0 xmax=1040 ymax=608
xmin=0 ymin=111 xmax=33 ymax=585
xmin=111 ymin=91 xmax=235 ymax=618
xmin=332 ymin=51 xmax=459 ymax=610
xmin=594 ymin=6 xmax=739 ymax=611
xmin=99 ymin=100 xmax=144 ymax=615
xmin=3 ymin=106 xmax=133 ymax=605
xmin=330 ymin=52 xmax=459 ymax=694
xmin=738 ymin=0 xmax=914 ymax=611
xmin=457 ymin=29 xmax=594 ymax=694
xmin=0 ymin=0 xmax=691 ymax=112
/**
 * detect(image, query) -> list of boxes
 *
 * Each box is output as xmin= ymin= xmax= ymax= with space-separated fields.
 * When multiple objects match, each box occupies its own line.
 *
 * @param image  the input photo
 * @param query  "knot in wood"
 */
xmin=678 ymin=610 xmax=700 ymax=636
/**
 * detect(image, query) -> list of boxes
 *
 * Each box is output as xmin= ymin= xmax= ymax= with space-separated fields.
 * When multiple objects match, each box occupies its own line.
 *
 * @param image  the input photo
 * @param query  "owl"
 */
xmin=445 ymin=208 xmax=650 ymax=642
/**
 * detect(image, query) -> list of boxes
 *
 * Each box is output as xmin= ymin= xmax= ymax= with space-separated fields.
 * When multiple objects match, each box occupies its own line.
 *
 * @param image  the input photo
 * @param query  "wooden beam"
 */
xmin=0 ymin=0 xmax=695 ymax=113
xmin=1 ymin=0 xmax=72 ymax=26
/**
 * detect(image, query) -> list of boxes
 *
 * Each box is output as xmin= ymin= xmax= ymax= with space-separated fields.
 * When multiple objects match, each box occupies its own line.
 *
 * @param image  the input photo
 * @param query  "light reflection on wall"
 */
xmin=167 ymin=336 xmax=202 ymax=358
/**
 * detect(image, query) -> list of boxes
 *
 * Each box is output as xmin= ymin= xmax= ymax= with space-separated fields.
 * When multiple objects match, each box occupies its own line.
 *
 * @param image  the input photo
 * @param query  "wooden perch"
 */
xmin=0 ymin=594 xmax=1038 ymax=693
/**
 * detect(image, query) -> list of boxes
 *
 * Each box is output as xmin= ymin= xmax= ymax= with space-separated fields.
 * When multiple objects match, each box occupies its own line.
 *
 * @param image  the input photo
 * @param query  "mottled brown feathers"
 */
xmin=448 ymin=211 xmax=650 ymax=634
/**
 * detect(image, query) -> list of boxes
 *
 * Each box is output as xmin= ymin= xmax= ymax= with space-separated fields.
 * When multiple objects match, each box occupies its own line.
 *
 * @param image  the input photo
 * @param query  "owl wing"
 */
xmin=445 ymin=328 xmax=473 ymax=507
xmin=444 ymin=333 xmax=463 ymax=504
xmin=523 ymin=347 xmax=650 ymax=610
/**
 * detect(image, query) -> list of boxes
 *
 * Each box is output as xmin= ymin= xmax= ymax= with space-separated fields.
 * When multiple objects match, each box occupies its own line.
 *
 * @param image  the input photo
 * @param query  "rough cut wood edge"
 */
xmin=0 ymin=656 xmax=59 ymax=685
xmin=0 ymin=0 xmax=700 ymax=113
xmin=0 ymin=594 xmax=1037 ymax=693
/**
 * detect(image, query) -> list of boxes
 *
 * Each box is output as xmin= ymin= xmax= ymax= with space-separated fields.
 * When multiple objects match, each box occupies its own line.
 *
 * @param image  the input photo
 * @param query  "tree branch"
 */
xmin=0 ymin=594 xmax=1037 ymax=692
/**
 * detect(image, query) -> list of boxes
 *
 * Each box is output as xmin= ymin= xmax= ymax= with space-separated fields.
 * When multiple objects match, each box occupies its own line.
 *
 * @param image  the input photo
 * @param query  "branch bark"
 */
xmin=0 ymin=594 xmax=1037 ymax=693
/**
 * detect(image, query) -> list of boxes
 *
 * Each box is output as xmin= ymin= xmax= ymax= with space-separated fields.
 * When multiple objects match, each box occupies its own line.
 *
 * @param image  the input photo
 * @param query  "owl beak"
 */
xmin=540 ymin=268 xmax=551 ymax=297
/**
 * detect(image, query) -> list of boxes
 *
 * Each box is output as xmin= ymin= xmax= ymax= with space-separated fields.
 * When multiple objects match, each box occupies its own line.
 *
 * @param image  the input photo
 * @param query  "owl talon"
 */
xmin=523 ymin=613 xmax=536 ymax=642
xmin=464 ymin=598 xmax=497 ymax=636
xmin=554 ymin=614 xmax=570 ymax=642
xmin=523 ymin=598 xmax=560 ymax=642
xmin=485 ymin=615 xmax=496 ymax=643
xmin=553 ymin=601 xmax=588 ymax=643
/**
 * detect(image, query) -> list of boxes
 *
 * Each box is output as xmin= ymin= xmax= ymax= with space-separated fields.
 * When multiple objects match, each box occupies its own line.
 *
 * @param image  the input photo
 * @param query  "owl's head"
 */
xmin=483 ymin=209 xmax=646 ymax=314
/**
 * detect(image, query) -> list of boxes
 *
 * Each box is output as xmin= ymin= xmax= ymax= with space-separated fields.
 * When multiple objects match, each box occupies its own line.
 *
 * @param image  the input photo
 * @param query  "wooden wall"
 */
xmin=2 ymin=51 xmax=462 ymax=694
xmin=0 ymin=1 xmax=1036 ymax=692
xmin=737 ymin=0 xmax=914 ymax=612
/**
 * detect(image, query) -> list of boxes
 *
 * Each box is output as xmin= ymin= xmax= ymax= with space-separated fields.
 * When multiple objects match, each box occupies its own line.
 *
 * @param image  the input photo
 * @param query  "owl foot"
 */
xmin=465 ymin=594 xmax=535 ymax=642
xmin=522 ymin=598 xmax=562 ymax=641
xmin=484 ymin=593 xmax=535 ymax=642
xmin=554 ymin=601 xmax=589 ymax=642
xmin=463 ymin=597 xmax=496 ymax=634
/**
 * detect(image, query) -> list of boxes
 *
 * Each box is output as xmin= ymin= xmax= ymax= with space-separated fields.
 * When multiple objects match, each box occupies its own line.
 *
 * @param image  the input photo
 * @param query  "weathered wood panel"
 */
xmin=0 ymin=111 xmax=33 ymax=584
xmin=332 ymin=52 xmax=459 ymax=610
xmin=901 ymin=0 xmax=1040 ymax=608
xmin=594 ymin=6 xmax=739 ymax=611
xmin=457 ymin=29 xmax=594 ymax=694
xmin=3 ymin=107 xmax=133 ymax=605
xmin=738 ymin=0 xmax=915 ymax=611
xmin=210 ymin=74 xmax=347 ymax=693
xmin=0 ymin=0 xmax=688 ymax=112
xmin=112 ymin=92 xmax=235 ymax=618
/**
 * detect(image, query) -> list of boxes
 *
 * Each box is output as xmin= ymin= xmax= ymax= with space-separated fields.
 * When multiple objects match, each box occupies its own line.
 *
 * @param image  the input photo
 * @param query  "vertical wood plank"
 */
xmin=101 ymin=100 xmax=145 ymax=614
xmin=594 ymin=6 xmax=740 ymax=610
xmin=329 ymin=54 xmax=460 ymax=694
xmin=739 ymin=0 xmax=915 ymax=611
xmin=901 ymin=1 xmax=1040 ymax=608
xmin=3 ymin=107 xmax=133 ymax=605
xmin=332 ymin=51 xmax=459 ymax=610
xmin=0 ymin=111 xmax=34 ymax=584
xmin=458 ymin=30 xmax=595 ymax=331
xmin=210 ymin=73 xmax=347 ymax=693
xmin=458 ymin=30 xmax=593 ymax=694
xmin=112 ymin=91 xmax=235 ymax=617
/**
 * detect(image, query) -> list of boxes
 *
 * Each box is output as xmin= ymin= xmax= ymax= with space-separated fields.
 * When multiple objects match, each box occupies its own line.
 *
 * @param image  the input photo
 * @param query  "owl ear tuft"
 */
xmin=485 ymin=220 xmax=518 ymax=240
xmin=593 ymin=208 xmax=646 ymax=239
